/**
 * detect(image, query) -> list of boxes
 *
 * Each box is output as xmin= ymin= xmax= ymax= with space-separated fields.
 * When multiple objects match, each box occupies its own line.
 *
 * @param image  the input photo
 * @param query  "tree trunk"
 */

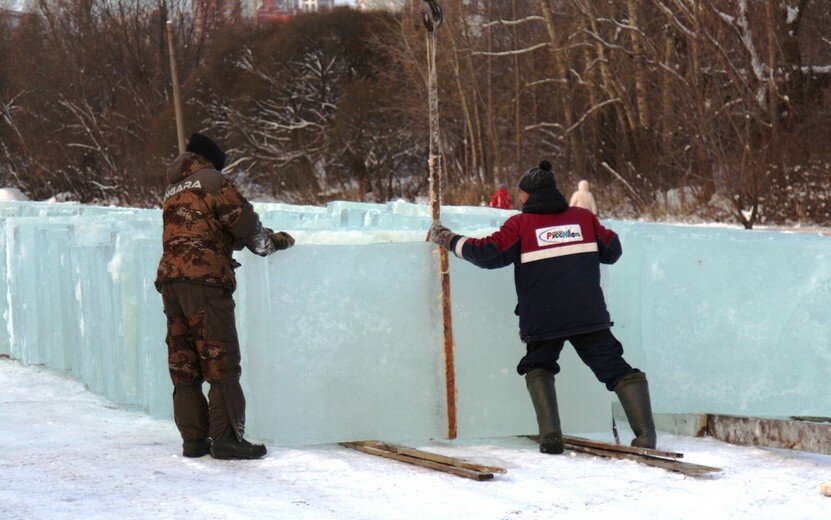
xmin=780 ymin=0 xmax=808 ymax=113
xmin=513 ymin=0 xmax=522 ymax=168
xmin=660 ymin=28 xmax=673 ymax=153
xmin=456 ymin=0 xmax=490 ymax=195
xmin=446 ymin=19 xmax=478 ymax=190
xmin=626 ymin=0 xmax=650 ymax=129
xmin=580 ymin=1 xmax=639 ymax=150
xmin=485 ymin=0 xmax=503 ymax=183
xmin=765 ymin=0 xmax=780 ymax=139
xmin=540 ymin=0 xmax=584 ymax=175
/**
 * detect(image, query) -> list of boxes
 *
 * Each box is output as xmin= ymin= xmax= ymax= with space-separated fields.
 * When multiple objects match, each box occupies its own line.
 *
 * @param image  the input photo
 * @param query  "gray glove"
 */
xmin=269 ymin=231 xmax=295 ymax=251
xmin=429 ymin=221 xmax=456 ymax=250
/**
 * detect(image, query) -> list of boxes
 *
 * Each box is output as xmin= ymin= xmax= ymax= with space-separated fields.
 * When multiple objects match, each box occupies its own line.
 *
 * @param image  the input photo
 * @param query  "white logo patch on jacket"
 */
xmin=536 ymin=224 xmax=583 ymax=247
xmin=165 ymin=180 xmax=202 ymax=200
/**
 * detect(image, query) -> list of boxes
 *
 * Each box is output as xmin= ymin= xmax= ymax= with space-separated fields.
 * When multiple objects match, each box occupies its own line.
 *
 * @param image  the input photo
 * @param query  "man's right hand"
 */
xmin=270 ymin=231 xmax=295 ymax=251
xmin=429 ymin=221 xmax=456 ymax=250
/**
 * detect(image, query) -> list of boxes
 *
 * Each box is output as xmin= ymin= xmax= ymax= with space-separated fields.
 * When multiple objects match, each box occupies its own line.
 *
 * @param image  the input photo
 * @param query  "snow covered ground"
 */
xmin=1 ymin=359 xmax=829 ymax=520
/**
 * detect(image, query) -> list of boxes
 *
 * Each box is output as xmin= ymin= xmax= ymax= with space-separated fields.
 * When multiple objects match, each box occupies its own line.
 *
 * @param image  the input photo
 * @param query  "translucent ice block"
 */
xmin=5 ymin=218 xmax=77 ymax=367
xmin=606 ymin=221 xmax=831 ymax=417
xmin=450 ymin=255 xmax=612 ymax=437
xmin=235 ymin=243 xmax=448 ymax=444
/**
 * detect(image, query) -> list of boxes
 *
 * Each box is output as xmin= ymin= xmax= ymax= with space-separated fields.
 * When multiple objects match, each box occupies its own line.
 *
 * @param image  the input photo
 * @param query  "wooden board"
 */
xmin=341 ymin=441 xmax=503 ymax=481
xmin=562 ymin=435 xmax=684 ymax=459
xmin=564 ymin=444 xmax=721 ymax=476
xmin=358 ymin=440 xmax=507 ymax=474
xmin=791 ymin=416 xmax=831 ymax=424
xmin=526 ymin=435 xmax=720 ymax=477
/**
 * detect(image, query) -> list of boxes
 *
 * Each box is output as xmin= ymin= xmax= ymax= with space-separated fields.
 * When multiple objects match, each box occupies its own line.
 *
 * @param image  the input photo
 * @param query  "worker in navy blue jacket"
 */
xmin=430 ymin=160 xmax=656 ymax=454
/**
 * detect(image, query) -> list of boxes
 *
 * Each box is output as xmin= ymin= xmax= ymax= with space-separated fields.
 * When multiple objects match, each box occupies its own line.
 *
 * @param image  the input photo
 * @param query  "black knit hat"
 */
xmin=186 ymin=133 xmax=226 ymax=171
xmin=518 ymin=160 xmax=556 ymax=193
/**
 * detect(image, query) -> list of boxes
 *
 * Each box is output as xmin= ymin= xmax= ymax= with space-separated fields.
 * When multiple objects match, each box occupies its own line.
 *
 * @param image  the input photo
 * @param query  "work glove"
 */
xmin=429 ymin=221 xmax=456 ymax=250
xmin=269 ymin=231 xmax=295 ymax=251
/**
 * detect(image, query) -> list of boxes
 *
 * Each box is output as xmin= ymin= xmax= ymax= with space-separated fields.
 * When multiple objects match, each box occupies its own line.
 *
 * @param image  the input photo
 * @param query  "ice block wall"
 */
xmin=606 ymin=221 xmax=831 ymax=418
xmin=6 ymin=200 xmax=823 ymax=445
xmin=0 ymin=200 xmax=611 ymax=445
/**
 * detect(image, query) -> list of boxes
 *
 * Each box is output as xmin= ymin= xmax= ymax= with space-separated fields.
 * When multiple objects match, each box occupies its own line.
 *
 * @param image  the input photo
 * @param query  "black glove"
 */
xmin=270 ymin=231 xmax=295 ymax=251
xmin=429 ymin=221 xmax=456 ymax=250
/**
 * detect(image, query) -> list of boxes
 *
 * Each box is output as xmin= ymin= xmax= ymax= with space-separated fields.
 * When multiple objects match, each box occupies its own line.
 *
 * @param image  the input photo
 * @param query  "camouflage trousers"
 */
xmin=160 ymin=281 xmax=246 ymax=442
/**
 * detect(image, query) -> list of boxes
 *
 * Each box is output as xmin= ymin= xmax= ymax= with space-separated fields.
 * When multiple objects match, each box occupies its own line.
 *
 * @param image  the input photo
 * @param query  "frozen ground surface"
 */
xmin=1 ymin=359 xmax=829 ymax=520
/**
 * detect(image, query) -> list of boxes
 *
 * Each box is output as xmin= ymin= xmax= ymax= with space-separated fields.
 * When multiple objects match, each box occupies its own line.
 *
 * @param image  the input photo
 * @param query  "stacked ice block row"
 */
xmin=2 ymin=210 xmax=170 ymax=418
xmin=16 ymin=200 xmax=829 ymax=443
xmin=2 ymin=200 xmax=613 ymax=444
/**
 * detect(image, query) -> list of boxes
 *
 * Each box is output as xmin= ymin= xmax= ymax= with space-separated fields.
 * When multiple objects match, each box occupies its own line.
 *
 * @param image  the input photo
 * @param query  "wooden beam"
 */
xmin=562 ymin=435 xmax=683 ymax=459
xmin=423 ymin=0 xmax=457 ymax=440
xmin=358 ymin=440 xmax=506 ymax=474
xmin=166 ymin=20 xmax=186 ymax=154
xmin=564 ymin=444 xmax=721 ymax=476
xmin=342 ymin=441 xmax=494 ymax=481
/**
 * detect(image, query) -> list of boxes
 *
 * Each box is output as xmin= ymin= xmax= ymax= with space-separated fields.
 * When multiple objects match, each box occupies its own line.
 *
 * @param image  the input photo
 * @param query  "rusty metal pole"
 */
xmin=166 ymin=20 xmax=186 ymax=154
xmin=422 ymin=0 xmax=457 ymax=440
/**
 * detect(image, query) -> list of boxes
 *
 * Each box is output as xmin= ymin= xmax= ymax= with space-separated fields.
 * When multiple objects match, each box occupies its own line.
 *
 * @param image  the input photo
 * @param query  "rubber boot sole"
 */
xmin=210 ymin=445 xmax=267 ymax=460
xmin=182 ymin=439 xmax=211 ymax=458
xmin=183 ymin=447 xmax=211 ymax=458
xmin=540 ymin=433 xmax=564 ymax=455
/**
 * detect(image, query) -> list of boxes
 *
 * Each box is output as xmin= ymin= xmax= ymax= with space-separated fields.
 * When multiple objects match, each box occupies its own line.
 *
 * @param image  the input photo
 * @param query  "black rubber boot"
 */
xmin=614 ymin=372 xmax=657 ymax=449
xmin=210 ymin=429 xmax=267 ymax=460
xmin=525 ymin=369 xmax=564 ymax=454
xmin=183 ymin=438 xmax=212 ymax=458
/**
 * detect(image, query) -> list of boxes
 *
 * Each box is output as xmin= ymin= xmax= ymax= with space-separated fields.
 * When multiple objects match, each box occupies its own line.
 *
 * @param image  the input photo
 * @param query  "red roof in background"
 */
xmin=257 ymin=0 xmax=293 ymax=23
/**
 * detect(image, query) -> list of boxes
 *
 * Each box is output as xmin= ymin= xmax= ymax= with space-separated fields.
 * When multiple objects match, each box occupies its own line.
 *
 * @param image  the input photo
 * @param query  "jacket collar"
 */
xmin=521 ymin=187 xmax=569 ymax=214
xmin=166 ymin=152 xmax=215 ymax=184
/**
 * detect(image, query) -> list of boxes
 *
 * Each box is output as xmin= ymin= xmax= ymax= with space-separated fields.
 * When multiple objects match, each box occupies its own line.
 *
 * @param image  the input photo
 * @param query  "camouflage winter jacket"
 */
xmin=155 ymin=152 xmax=274 ymax=292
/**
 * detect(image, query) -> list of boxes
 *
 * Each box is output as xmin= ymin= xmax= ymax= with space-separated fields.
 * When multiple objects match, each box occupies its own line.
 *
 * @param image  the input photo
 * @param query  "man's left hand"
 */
xmin=270 ymin=231 xmax=295 ymax=251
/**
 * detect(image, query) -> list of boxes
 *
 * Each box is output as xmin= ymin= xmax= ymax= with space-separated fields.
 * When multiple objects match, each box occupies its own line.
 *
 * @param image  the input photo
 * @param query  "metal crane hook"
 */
xmin=421 ymin=0 xmax=443 ymax=33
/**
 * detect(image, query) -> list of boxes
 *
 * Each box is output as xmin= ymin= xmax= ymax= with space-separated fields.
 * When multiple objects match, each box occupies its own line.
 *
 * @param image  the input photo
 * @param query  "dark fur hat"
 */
xmin=186 ymin=133 xmax=226 ymax=171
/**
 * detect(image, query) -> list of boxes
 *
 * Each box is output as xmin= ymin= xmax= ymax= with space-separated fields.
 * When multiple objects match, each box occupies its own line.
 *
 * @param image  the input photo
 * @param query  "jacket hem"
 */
xmin=520 ymin=322 xmax=613 ymax=343
xmin=155 ymin=278 xmax=235 ymax=293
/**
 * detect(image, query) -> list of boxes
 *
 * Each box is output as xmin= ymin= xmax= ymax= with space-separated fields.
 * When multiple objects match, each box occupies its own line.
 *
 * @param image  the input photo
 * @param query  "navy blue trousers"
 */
xmin=516 ymin=328 xmax=638 ymax=391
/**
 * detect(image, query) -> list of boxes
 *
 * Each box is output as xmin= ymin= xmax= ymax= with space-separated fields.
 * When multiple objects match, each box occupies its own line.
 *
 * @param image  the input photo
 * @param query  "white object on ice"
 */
xmin=0 ymin=187 xmax=29 ymax=201
xmin=569 ymin=180 xmax=598 ymax=215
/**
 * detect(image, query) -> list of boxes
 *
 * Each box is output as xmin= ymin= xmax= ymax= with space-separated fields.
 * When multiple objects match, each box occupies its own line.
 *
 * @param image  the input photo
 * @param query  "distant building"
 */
xmin=193 ymin=0 xmax=342 ymax=30
xmin=255 ymin=0 xmax=334 ymax=23
xmin=256 ymin=0 xmax=292 ymax=23
xmin=355 ymin=0 xmax=405 ymax=11
xmin=296 ymin=0 xmax=335 ymax=12
xmin=0 ymin=7 xmax=33 ymax=31
xmin=193 ymin=0 xmax=240 ymax=34
xmin=240 ymin=1 xmax=259 ymax=18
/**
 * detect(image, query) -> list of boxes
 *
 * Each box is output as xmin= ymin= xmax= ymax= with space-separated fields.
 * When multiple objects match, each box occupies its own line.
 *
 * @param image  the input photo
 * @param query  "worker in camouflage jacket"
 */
xmin=429 ymin=160 xmax=656 ymax=454
xmin=155 ymin=133 xmax=294 ymax=460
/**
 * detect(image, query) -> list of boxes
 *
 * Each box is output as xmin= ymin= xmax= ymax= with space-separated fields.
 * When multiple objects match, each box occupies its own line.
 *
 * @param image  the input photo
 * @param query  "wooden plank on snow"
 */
xmin=358 ymin=440 xmax=507 ymax=474
xmin=341 ymin=441 xmax=496 ymax=481
xmin=565 ymin=444 xmax=721 ymax=476
xmin=562 ymin=435 xmax=684 ymax=459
